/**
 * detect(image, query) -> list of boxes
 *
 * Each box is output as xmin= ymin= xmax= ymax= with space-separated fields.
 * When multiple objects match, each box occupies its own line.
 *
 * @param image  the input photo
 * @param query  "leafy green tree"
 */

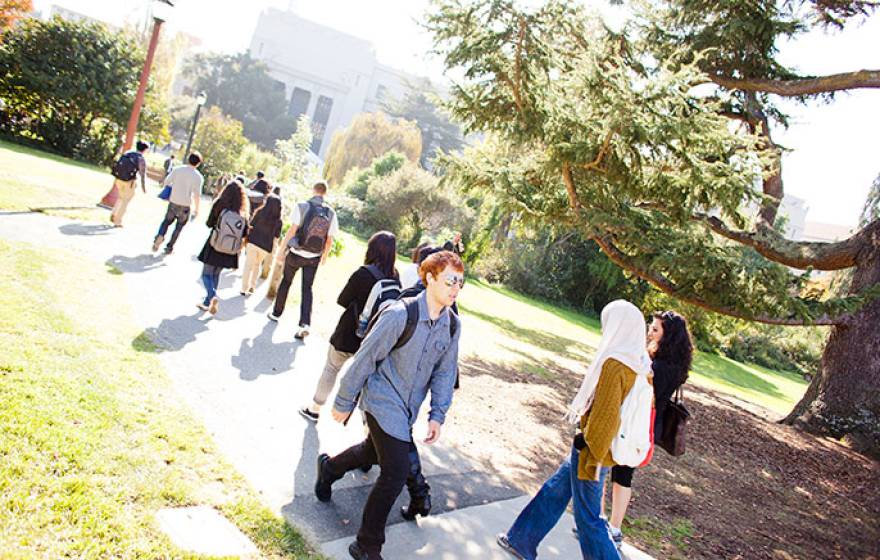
xmin=342 ymin=150 xmax=406 ymax=200
xmin=323 ymin=112 xmax=422 ymax=186
xmin=428 ymin=0 xmax=880 ymax=452
xmin=186 ymin=52 xmax=295 ymax=150
xmin=0 ymin=17 xmax=152 ymax=162
xmin=363 ymin=163 xmax=471 ymax=248
xmin=191 ymin=106 xmax=248 ymax=184
xmin=384 ymin=80 xmax=464 ymax=168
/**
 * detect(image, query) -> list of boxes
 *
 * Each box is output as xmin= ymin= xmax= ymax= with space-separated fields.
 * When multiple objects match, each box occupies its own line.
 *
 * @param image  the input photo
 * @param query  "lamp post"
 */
xmin=99 ymin=0 xmax=175 ymax=209
xmin=184 ymin=92 xmax=208 ymax=159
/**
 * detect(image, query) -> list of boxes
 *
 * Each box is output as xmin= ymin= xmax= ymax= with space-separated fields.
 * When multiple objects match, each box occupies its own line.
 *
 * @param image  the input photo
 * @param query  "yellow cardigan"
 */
xmin=577 ymin=358 xmax=638 ymax=481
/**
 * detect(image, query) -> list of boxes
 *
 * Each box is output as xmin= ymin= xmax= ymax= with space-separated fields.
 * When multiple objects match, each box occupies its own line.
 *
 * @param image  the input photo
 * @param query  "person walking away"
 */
xmin=196 ymin=181 xmax=249 ymax=315
xmin=400 ymin=241 xmax=430 ymax=290
xmin=299 ymin=231 xmax=399 ymax=422
xmin=240 ymin=194 xmax=283 ymax=295
xmin=247 ymin=171 xmax=268 ymax=192
xmin=442 ymin=231 xmax=465 ymax=256
xmin=268 ymin=181 xmax=338 ymax=340
xmin=152 ymin=152 xmax=203 ymax=254
xmin=496 ymin=299 xmax=651 ymax=560
xmin=162 ymin=154 xmax=175 ymax=182
xmin=314 ymin=250 xmax=464 ymax=560
xmin=606 ymin=311 xmax=692 ymax=549
xmin=109 ymin=140 xmax=149 ymax=227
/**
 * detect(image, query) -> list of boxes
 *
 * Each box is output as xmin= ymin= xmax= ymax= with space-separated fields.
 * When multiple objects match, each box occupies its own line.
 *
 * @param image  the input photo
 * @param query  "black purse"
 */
xmin=658 ymin=386 xmax=690 ymax=456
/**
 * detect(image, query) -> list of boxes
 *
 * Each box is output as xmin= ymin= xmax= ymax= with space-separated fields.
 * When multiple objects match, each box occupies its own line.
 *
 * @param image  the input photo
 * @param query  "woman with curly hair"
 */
xmin=197 ymin=181 xmax=249 ymax=315
xmin=606 ymin=310 xmax=693 ymax=549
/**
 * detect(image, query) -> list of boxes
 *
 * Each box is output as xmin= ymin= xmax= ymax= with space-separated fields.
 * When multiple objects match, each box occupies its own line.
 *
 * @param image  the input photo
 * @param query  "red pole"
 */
xmin=99 ymin=17 xmax=164 ymax=209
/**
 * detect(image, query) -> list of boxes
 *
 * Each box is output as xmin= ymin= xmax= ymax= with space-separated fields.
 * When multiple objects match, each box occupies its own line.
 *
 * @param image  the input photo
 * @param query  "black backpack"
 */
xmin=293 ymin=200 xmax=332 ymax=254
xmin=363 ymin=296 xmax=458 ymax=352
xmin=111 ymin=153 xmax=139 ymax=181
xmin=344 ymin=297 xmax=459 ymax=425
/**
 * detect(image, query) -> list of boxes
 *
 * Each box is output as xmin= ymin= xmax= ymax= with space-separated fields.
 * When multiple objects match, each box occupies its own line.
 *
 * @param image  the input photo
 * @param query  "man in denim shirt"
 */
xmin=315 ymin=251 xmax=464 ymax=560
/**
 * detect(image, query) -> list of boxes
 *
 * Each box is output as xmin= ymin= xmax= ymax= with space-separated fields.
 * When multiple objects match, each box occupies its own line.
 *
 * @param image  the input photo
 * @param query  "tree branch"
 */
xmin=562 ymin=162 xmax=581 ymax=210
xmin=591 ymin=235 xmax=841 ymax=326
xmin=581 ymin=129 xmax=613 ymax=172
xmin=695 ymin=213 xmax=878 ymax=271
xmin=709 ymin=69 xmax=880 ymax=96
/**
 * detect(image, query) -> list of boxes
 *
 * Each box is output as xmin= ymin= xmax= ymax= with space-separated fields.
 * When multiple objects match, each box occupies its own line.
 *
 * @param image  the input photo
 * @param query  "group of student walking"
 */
xmin=141 ymin=151 xmax=693 ymax=560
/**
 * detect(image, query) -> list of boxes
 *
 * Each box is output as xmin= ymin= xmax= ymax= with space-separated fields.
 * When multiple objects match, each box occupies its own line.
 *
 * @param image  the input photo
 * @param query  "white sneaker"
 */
xmin=267 ymin=311 xmax=280 ymax=322
xmin=294 ymin=325 xmax=310 ymax=339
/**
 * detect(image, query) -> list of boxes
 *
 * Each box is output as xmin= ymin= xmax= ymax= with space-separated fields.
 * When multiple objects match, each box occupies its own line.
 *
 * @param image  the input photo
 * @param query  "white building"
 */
xmin=248 ymin=8 xmax=424 ymax=157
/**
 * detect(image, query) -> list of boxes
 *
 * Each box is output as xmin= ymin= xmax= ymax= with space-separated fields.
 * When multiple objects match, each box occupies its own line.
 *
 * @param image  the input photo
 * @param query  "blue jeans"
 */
xmin=201 ymin=264 xmax=222 ymax=305
xmin=156 ymin=202 xmax=190 ymax=250
xmin=506 ymin=446 xmax=620 ymax=560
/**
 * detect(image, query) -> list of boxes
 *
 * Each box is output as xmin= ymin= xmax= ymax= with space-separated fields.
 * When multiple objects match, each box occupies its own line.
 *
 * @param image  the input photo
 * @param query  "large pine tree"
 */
xmin=427 ymin=0 xmax=880 ymax=453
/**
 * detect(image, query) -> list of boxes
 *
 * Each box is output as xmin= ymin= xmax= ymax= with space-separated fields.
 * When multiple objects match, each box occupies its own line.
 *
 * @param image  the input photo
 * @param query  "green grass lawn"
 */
xmin=0 ymin=238 xmax=322 ymax=558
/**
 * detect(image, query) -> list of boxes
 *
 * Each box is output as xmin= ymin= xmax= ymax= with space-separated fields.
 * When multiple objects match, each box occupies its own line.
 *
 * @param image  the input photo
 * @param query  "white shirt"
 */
xmin=164 ymin=165 xmax=204 ymax=208
xmin=289 ymin=198 xmax=339 ymax=258
xmin=400 ymin=262 xmax=420 ymax=290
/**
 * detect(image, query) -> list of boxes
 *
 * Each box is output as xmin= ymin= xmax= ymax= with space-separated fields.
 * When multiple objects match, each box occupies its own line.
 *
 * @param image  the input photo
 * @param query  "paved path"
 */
xmin=0 ymin=210 xmax=652 ymax=560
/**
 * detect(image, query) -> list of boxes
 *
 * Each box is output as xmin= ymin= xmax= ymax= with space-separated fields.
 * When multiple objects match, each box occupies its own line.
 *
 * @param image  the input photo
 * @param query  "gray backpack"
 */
xmin=209 ymin=209 xmax=246 ymax=255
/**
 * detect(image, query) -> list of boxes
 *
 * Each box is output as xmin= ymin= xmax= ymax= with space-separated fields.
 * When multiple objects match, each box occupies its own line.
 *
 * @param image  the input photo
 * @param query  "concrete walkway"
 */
xmin=0 ymin=211 xmax=653 ymax=560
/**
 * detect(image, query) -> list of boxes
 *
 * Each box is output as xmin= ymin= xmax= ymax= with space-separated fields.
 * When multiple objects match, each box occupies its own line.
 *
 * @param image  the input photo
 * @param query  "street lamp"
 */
xmin=184 ymin=92 xmax=208 ymax=159
xmin=99 ymin=0 xmax=175 ymax=209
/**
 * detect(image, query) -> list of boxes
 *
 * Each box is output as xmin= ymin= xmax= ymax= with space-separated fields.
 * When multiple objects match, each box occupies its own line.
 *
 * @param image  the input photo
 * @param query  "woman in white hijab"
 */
xmin=497 ymin=300 xmax=651 ymax=560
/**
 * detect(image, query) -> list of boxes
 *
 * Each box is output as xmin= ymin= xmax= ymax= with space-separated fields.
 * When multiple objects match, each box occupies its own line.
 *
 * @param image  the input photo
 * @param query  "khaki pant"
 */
xmin=110 ymin=179 xmax=136 ymax=226
xmin=312 ymin=345 xmax=354 ymax=406
xmin=241 ymin=244 xmax=270 ymax=293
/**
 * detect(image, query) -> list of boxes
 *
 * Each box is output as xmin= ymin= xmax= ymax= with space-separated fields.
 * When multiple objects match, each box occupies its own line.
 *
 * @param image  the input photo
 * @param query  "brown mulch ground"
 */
xmin=442 ymin=357 xmax=880 ymax=560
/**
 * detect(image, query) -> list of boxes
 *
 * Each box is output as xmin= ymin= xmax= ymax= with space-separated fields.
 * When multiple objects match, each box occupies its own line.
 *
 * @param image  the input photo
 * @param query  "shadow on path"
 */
xmin=282 ymin=418 xmax=520 ymax=544
xmin=231 ymin=321 xmax=303 ymax=380
xmin=133 ymin=312 xmax=210 ymax=353
xmin=106 ymin=253 xmax=167 ymax=274
xmin=59 ymin=223 xmax=115 ymax=236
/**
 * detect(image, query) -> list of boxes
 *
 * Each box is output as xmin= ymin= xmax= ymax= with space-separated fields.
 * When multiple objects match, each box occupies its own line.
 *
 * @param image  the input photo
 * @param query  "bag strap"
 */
xmin=675 ymin=385 xmax=684 ymax=404
xmin=364 ymin=264 xmax=384 ymax=281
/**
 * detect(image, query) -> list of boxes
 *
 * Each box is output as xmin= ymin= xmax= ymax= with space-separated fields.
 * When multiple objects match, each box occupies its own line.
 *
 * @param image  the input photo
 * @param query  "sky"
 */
xmin=32 ymin=0 xmax=879 ymax=228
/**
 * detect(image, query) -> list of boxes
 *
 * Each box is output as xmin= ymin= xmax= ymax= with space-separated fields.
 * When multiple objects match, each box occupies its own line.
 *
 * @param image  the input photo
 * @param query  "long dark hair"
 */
xmin=652 ymin=311 xmax=693 ymax=385
xmin=252 ymin=194 xmax=282 ymax=226
xmin=365 ymin=231 xmax=398 ymax=279
xmin=212 ymin=181 xmax=249 ymax=220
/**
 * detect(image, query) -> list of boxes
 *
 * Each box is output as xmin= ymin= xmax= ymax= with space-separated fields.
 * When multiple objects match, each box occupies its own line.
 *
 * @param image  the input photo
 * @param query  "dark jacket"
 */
xmin=246 ymin=206 xmax=282 ymax=253
xmin=651 ymin=358 xmax=684 ymax=441
xmin=329 ymin=266 xmax=383 ymax=354
xmin=198 ymin=204 xmax=249 ymax=269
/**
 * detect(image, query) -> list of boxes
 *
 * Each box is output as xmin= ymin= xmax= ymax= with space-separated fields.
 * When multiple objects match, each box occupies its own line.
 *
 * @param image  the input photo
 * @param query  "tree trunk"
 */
xmin=783 ymin=227 xmax=880 ymax=456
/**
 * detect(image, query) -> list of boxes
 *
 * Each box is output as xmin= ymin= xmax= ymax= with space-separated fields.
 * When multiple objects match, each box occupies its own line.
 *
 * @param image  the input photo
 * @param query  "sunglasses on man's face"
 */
xmin=442 ymin=273 xmax=465 ymax=288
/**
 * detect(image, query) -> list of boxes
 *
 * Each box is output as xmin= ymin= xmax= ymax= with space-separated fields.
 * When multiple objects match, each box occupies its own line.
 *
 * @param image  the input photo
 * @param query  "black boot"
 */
xmin=314 ymin=453 xmax=337 ymax=502
xmin=400 ymin=492 xmax=432 ymax=521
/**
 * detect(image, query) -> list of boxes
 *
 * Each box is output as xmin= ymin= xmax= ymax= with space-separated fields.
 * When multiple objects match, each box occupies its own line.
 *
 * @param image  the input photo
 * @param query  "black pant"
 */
xmin=156 ymin=202 xmax=190 ymax=249
xmin=326 ymin=413 xmax=412 ymax=554
xmin=272 ymin=251 xmax=319 ymax=325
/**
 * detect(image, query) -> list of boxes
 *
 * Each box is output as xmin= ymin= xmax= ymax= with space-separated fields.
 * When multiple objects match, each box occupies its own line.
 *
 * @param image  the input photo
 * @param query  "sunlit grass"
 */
xmin=0 ymin=239 xmax=322 ymax=559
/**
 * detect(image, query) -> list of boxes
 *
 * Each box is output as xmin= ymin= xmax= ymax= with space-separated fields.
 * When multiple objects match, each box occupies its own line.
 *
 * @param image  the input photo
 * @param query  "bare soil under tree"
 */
xmin=442 ymin=357 xmax=880 ymax=559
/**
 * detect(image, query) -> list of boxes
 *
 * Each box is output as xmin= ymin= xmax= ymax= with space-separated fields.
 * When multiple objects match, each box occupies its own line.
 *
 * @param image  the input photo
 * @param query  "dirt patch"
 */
xmin=442 ymin=356 xmax=880 ymax=560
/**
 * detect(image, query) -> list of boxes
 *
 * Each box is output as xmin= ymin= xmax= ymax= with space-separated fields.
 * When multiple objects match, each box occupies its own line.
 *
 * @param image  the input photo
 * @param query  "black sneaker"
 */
xmin=315 ymin=453 xmax=334 ymax=502
xmin=298 ymin=407 xmax=319 ymax=423
xmin=348 ymin=540 xmax=382 ymax=560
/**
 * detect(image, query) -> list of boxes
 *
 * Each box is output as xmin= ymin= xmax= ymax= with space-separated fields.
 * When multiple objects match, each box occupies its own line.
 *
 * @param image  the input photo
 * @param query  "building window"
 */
xmin=310 ymin=95 xmax=334 ymax=154
xmin=288 ymin=87 xmax=311 ymax=121
xmin=376 ymin=84 xmax=388 ymax=100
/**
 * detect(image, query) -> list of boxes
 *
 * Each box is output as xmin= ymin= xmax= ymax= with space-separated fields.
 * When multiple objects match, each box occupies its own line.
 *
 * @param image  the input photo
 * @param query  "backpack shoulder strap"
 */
xmin=393 ymin=298 xmax=420 ymax=350
xmin=364 ymin=264 xmax=384 ymax=281
xmin=448 ymin=308 xmax=459 ymax=340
